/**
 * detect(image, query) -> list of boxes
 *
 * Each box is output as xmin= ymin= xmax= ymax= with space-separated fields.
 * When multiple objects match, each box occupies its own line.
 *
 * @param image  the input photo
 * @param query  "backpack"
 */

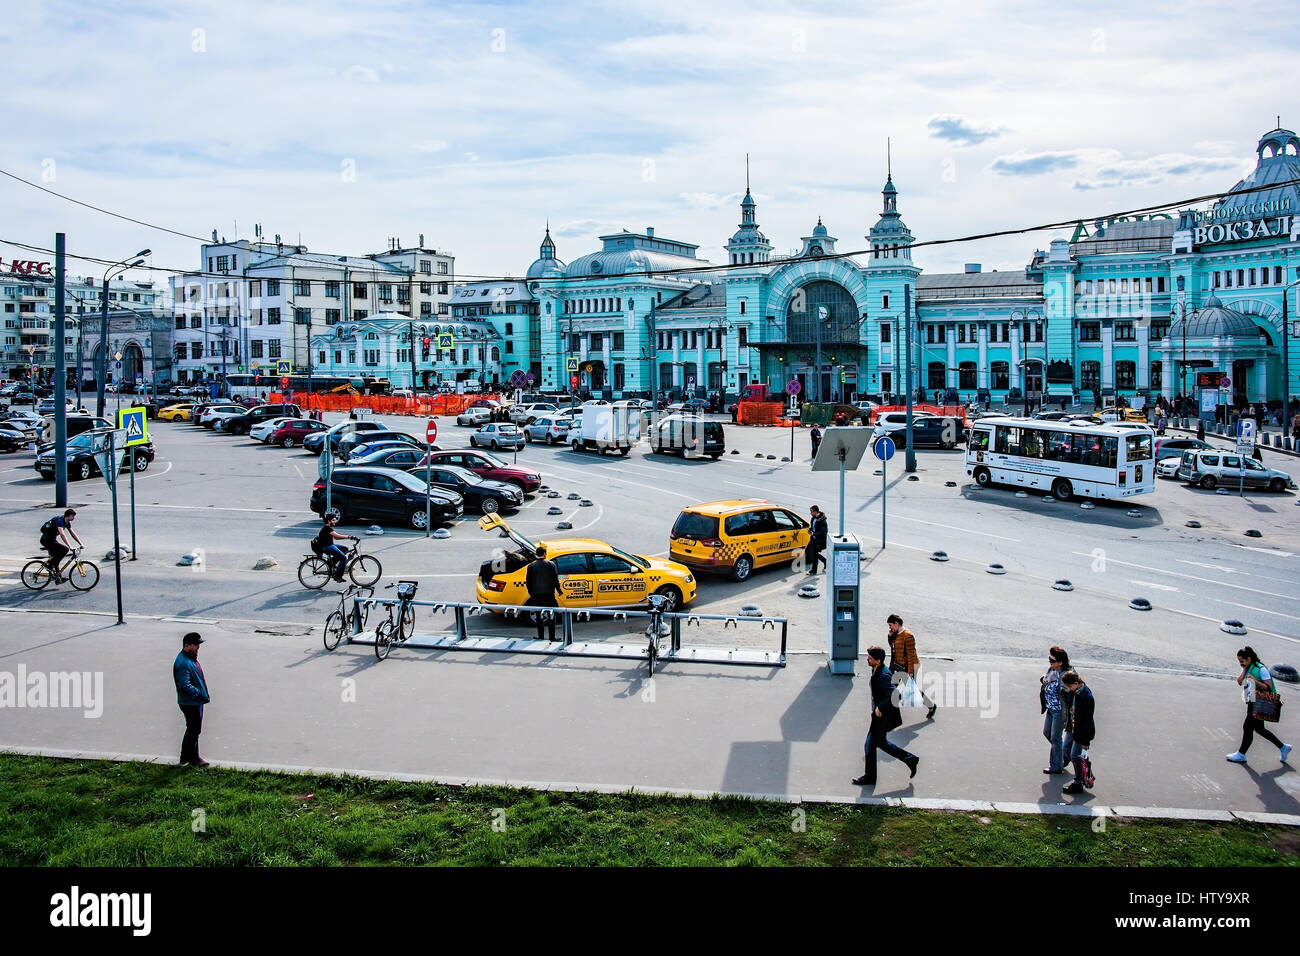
xmin=39 ymin=517 xmax=58 ymax=540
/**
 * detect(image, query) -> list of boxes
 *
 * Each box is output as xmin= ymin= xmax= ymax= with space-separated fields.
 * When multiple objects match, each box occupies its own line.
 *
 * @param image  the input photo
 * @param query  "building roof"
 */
xmin=1071 ymin=217 xmax=1177 ymax=255
xmin=245 ymin=253 xmax=409 ymax=275
xmin=1213 ymin=127 xmax=1300 ymax=218
xmin=1171 ymin=294 xmax=1270 ymax=340
xmin=657 ymin=283 xmax=726 ymax=311
xmin=452 ymin=280 xmax=535 ymax=304
xmin=917 ymin=271 xmax=1043 ymax=299
xmin=564 ymin=248 xmax=709 ymax=279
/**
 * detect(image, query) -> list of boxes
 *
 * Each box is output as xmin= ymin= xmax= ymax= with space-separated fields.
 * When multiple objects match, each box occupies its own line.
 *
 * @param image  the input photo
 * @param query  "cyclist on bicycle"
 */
xmin=39 ymin=508 xmax=82 ymax=582
xmin=312 ymin=514 xmax=356 ymax=583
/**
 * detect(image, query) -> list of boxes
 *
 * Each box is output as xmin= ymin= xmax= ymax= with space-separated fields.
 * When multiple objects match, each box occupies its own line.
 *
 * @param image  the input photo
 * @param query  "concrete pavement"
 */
xmin=2 ymin=610 xmax=1297 ymax=824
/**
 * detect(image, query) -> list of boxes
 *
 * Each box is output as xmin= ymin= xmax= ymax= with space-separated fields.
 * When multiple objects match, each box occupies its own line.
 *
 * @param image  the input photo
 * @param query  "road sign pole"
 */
xmin=109 ymin=430 xmax=124 ymax=625
xmin=882 ymin=455 xmax=887 ymax=549
xmin=129 ymin=446 xmax=136 ymax=560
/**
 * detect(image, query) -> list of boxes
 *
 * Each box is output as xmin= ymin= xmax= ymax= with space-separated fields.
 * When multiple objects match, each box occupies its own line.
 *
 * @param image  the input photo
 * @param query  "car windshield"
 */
xmin=434 ymin=465 xmax=479 ymax=483
xmin=610 ymin=546 xmax=651 ymax=569
xmin=390 ymin=471 xmax=427 ymax=493
xmin=474 ymin=452 xmax=507 ymax=468
xmin=67 ymin=433 xmax=95 ymax=448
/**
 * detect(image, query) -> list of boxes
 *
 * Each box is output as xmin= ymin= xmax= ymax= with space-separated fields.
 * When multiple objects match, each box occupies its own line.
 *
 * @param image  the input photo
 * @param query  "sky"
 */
xmin=1 ymin=0 xmax=1297 ymax=290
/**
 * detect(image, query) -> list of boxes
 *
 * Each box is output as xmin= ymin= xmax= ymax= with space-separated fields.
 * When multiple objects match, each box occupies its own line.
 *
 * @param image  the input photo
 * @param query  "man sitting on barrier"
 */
xmin=525 ymin=543 xmax=563 ymax=641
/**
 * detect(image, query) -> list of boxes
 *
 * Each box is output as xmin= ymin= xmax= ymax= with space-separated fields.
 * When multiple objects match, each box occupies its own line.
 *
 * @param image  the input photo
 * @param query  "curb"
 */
xmin=5 ymin=746 xmax=1298 ymax=828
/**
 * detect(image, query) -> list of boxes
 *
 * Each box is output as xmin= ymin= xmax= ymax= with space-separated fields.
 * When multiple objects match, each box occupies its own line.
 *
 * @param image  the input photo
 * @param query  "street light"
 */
xmin=1170 ymin=303 xmax=1201 ymax=419
xmin=1283 ymin=268 xmax=1300 ymax=430
xmin=1011 ymin=308 xmax=1043 ymax=416
xmin=98 ymin=249 xmax=150 ymax=417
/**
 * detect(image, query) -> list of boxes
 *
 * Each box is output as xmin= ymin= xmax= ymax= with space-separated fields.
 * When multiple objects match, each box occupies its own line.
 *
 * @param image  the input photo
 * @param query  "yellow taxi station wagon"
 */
xmin=669 ymin=500 xmax=810 ymax=582
xmin=475 ymin=514 xmax=697 ymax=612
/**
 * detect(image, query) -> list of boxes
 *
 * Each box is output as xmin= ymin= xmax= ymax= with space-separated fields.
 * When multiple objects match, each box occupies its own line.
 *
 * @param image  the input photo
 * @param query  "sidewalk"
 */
xmin=1 ymin=613 xmax=1297 ymax=824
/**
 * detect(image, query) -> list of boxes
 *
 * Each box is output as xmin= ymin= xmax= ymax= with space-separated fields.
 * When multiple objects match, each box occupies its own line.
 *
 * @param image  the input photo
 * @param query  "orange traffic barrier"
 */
xmin=289 ymin=392 xmax=504 ymax=417
xmin=737 ymin=402 xmax=788 ymax=425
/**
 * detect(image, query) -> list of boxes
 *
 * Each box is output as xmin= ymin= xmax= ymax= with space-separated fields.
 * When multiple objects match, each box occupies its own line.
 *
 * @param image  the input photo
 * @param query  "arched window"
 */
xmin=490 ymin=347 xmax=500 ymax=362
xmin=1150 ymin=360 xmax=1162 ymax=390
xmin=1116 ymin=360 xmax=1136 ymax=390
xmin=991 ymin=361 xmax=1009 ymax=390
xmin=958 ymin=361 xmax=977 ymax=389
xmin=785 ymin=281 xmax=858 ymax=344
xmin=927 ymin=361 xmax=945 ymax=390
xmin=1080 ymin=361 xmax=1101 ymax=391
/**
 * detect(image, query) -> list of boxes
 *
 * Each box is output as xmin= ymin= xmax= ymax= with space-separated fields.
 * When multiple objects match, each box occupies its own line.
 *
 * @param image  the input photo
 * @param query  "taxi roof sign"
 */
xmin=117 ymin=407 xmax=148 ymax=447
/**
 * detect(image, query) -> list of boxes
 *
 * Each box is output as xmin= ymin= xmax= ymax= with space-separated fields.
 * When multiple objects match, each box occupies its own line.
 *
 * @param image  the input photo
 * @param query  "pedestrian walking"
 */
xmin=809 ymin=424 xmax=823 ymax=460
xmin=1040 ymin=646 xmax=1070 ymax=775
xmin=1251 ymin=444 xmax=1264 ymax=462
xmin=1196 ymin=419 xmax=1206 ymax=442
xmin=886 ymin=613 xmax=936 ymax=719
xmin=1292 ymin=409 xmax=1300 ymax=441
xmin=525 ymin=543 xmax=562 ymax=641
xmin=804 ymin=505 xmax=827 ymax=575
xmin=173 ymin=632 xmax=211 ymax=767
xmin=1226 ymin=646 xmax=1291 ymax=764
xmin=852 ymin=646 xmax=919 ymax=786
xmin=1060 ymin=671 xmax=1095 ymax=795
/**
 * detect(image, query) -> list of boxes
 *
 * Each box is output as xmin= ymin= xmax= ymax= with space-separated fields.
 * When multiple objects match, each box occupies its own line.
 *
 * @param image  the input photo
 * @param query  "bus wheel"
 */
xmin=973 ymin=467 xmax=991 ymax=488
xmin=1052 ymin=478 xmax=1073 ymax=501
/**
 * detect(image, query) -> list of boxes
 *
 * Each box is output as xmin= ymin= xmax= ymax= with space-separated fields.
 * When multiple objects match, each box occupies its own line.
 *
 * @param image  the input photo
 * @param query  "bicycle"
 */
xmin=322 ymin=583 xmax=374 ymax=651
xmin=374 ymin=579 xmax=419 ymax=661
xmin=22 ymin=547 xmax=100 ymax=591
xmin=644 ymin=592 xmax=670 ymax=677
xmin=298 ymin=541 xmax=382 ymax=590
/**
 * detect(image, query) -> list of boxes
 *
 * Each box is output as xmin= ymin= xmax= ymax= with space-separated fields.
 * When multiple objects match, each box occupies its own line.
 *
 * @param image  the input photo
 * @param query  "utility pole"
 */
xmin=814 ymin=304 xmax=824 ymax=404
xmin=649 ymin=298 xmax=658 ymax=420
xmin=97 ymin=277 xmax=109 ymax=417
xmin=904 ymin=284 xmax=916 ymax=472
xmin=53 ymin=233 xmax=68 ymax=507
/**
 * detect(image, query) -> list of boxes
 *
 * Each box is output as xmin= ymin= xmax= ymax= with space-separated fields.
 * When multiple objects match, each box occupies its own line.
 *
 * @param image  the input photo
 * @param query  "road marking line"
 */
xmin=1227 ymin=544 xmax=1294 ymax=558
xmin=1070 ymin=552 xmax=1298 ymax=602
xmin=1130 ymin=579 xmax=1179 ymax=592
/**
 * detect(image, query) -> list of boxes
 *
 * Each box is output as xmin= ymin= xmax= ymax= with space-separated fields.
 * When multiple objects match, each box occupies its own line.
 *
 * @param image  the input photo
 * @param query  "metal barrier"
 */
xmin=345 ymin=596 xmax=787 ymax=668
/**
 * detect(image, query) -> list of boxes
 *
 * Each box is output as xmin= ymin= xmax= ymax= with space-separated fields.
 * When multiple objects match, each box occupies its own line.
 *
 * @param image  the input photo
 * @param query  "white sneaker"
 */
xmin=1225 ymin=751 xmax=1248 ymax=763
xmin=1281 ymin=744 xmax=1292 ymax=763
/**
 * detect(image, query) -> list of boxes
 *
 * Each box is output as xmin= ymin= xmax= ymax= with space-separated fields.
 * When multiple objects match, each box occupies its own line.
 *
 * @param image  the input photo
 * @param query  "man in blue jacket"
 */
xmin=173 ymin=632 xmax=211 ymax=767
xmin=853 ymin=646 xmax=919 ymax=786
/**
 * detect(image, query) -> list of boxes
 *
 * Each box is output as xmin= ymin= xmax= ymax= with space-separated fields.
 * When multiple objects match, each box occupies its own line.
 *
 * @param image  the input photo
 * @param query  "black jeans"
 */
xmin=527 ymin=596 xmax=558 ymax=641
xmin=179 ymin=704 xmax=203 ymax=764
xmin=805 ymin=542 xmax=825 ymax=573
xmin=1240 ymin=709 xmax=1283 ymax=754
xmin=861 ymin=722 xmax=915 ymax=784
xmin=44 ymin=540 xmax=68 ymax=571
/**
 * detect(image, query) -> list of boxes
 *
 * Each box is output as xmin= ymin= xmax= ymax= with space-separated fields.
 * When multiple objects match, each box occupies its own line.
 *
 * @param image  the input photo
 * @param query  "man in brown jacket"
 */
xmin=887 ymin=613 xmax=937 ymax=720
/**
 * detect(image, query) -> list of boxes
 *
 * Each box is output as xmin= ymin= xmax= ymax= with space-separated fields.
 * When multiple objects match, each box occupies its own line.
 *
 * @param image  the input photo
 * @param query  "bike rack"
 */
xmin=347 ymin=596 xmax=787 ymax=668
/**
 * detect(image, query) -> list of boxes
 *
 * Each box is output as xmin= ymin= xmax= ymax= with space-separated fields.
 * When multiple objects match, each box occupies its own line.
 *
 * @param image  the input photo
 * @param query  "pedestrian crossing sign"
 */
xmin=118 ymin=407 xmax=148 ymax=447
xmin=277 ymin=360 xmax=291 ymax=376
xmin=566 ymin=357 xmax=578 ymax=373
xmin=437 ymin=333 xmax=455 ymax=350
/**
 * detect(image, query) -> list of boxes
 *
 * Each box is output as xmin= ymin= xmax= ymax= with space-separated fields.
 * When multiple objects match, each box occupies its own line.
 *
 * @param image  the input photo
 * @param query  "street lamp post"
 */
xmin=98 ymin=250 xmax=150 ymax=417
xmin=1284 ymin=269 xmax=1300 ymax=431
xmin=1171 ymin=303 xmax=1201 ymax=420
xmin=1011 ymin=308 xmax=1043 ymax=416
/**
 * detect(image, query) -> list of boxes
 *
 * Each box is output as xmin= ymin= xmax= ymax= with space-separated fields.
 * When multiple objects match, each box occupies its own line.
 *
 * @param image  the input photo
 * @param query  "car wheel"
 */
xmin=653 ymin=585 xmax=683 ymax=612
xmin=76 ymin=460 xmax=92 ymax=481
xmin=409 ymin=508 xmax=430 ymax=531
xmin=480 ymin=497 xmax=500 ymax=515
xmin=134 ymin=454 xmax=149 ymax=472
xmin=281 ymin=436 xmax=296 ymax=448
xmin=546 ymin=434 xmax=556 ymax=446
xmin=973 ymin=467 xmax=991 ymax=488
xmin=1269 ymin=477 xmax=1286 ymax=493
xmin=470 ymin=436 xmax=477 ymax=447
xmin=1200 ymin=475 xmax=1217 ymax=490
xmin=1051 ymin=478 xmax=1072 ymax=501
xmin=732 ymin=555 xmax=754 ymax=582
xmin=490 ymin=440 xmax=499 ymax=450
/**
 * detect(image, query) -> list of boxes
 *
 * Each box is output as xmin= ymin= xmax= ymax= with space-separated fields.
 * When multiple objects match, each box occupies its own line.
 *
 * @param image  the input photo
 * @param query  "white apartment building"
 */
xmin=169 ymin=235 xmax=454 ymax=383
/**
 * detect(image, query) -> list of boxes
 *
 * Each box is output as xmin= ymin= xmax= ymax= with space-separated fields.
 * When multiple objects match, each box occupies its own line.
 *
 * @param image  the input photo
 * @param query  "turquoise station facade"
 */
xmin=321 ymin=126 xmax=1300 ymax=409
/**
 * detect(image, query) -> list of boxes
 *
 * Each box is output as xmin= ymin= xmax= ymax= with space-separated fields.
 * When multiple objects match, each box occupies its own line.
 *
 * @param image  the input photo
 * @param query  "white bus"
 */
xmin=964 ymin=416 xmax=1155 ymax=501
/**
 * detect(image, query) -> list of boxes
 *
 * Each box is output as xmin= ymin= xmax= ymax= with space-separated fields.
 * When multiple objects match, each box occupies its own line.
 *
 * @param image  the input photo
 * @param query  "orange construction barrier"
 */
xmin=737 ymin=402 xmax=788 ymax=425
xmin=290 ymin=392 xmax=504 ymax=417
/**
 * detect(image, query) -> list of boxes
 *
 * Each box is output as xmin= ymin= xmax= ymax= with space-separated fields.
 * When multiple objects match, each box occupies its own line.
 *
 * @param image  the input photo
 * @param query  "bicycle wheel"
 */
xmin=323 ymin=610 xmax=347 ymax=651
xmin=349 ymin=554 xmax=382 ymax=587
xmin=646 ymin=639 xmax=656 ymax=677
xmin=374 ymin=620 xmax=394 ymax=660
xmin=21 ymin=559 xmax=52 ymax=591
xmin=399 ymin=603 xmax=415 ymax=641
xmin=67 ymin=560 xmax=100 ymax=591
xmin=298 ymin=556 xmax=331 ymax=589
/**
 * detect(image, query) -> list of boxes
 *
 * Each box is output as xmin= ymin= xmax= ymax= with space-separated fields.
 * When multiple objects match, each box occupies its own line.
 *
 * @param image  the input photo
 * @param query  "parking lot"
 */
xmin=0 ymin=406 xmax=1297 ymax=675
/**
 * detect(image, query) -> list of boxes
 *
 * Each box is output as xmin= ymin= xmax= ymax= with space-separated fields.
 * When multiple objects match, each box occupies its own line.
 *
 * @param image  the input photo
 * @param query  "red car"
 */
xmin=268 ymin=419 xmax=329 ymax=447
xmin=416 ymin=450 xmax=541 ymax=494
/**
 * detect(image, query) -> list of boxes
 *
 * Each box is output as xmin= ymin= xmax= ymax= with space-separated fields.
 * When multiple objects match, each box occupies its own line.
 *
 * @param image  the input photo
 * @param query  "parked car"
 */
xmin=1155 ymin=456 xmax=1183 ymax=479
xmin=1177 ymin=449 xmax=1296 ymax=492
xmin=310 ymin=466 xmax=463 ymax=530
xmin=650 ymin=415 xmax=725 ymax=459
xmin=250 ymin=417 xmax=301 ymax=442
xmin=305 ymin=419 xmax=386 ymax=456
xmin=890 ymin=416 xmax=965 ymax=449
xmin=417 ymin=450 xmax=541 ymax=494
xmin=350 ymin=446 xmax=433 ymax=469
xmin=347 ymin=439 xmax=439 ymax=463
xmin=665 ymin=399 xmax=708 ymax=414
xmin=267 ymin=419 xmax=329 ymax=447
xmin=38 ymin=413 xmax=113 ymax=450
xmin=407 ymin=463 xmax=524 ymax=515
xmin=337 ymin=431 xmax=427 ymax=461
xmin=221 ymin=403 xmax=303 ymax=435
xmin=509 ymin=403 xmax=558 ymax=425
xmin=35 ymin=429 xmax=155 ymax=481
xmin=522 ymin=416 xmax=572 ymax=444
xmin=198 ymin=404 xmax=247 ymax=428
xmin=470 ymin=423 xmax=526 ymax=450
xmin=456 ymin=406 xmax=492 ymax=426
xmin=1154 ymin=437 xmax=1212 ymax=461
xmin=0 ymin=423 xmax=32 ymax=453
xmin=157 ymin=403 xmax=194 ymax=422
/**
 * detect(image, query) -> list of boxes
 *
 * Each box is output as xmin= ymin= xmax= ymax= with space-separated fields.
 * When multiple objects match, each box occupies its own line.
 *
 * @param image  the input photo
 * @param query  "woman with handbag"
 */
xmin=1226 ymin=646 xmax=1291 ymax=765
xmin=1040 ymin=647 xmax=1070 ymax=775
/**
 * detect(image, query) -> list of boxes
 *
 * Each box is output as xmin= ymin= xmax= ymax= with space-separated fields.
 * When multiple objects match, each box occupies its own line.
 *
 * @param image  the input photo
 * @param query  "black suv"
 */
xmin=35 ymin=429 xmax=156 ymax=481
xmin=892 ymin=416 xmax=965 ymax=449
xmin=222 ymin=403 xmax=302 ymax=435
xmin=310 ymin=466 xmax=463 ymax=530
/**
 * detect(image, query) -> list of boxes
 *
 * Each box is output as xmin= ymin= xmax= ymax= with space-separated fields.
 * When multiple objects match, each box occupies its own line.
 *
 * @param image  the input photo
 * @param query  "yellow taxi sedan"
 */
xmin=475 ymin=514 xmax=697 ymax=612
xmin=158 ymin=403 xmax=194 ymax=422
xmin=669 ymin=499 xmax=810 ymax=582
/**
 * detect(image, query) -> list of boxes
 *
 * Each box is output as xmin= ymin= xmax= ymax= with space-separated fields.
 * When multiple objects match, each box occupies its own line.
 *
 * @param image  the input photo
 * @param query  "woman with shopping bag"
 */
xmin=886 ymin=613 xmax=936 ymax=720
xmin=1040 ymin=646 xmax=1070 ymax=775
xmin=1226 ymin=647 xmax=1291 ymax=765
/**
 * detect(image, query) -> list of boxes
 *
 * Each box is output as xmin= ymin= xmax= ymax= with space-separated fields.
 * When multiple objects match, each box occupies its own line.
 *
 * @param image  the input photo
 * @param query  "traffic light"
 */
xmin=254 ymin=373 xmax=261 ymax=385
xmin=422 ymin=337 xmax=431 ymax=359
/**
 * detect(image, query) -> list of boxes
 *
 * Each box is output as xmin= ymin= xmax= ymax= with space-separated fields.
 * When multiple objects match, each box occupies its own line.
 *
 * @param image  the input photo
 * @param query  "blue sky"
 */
xmin=2 ymin=0 xmax=1297 ymax=285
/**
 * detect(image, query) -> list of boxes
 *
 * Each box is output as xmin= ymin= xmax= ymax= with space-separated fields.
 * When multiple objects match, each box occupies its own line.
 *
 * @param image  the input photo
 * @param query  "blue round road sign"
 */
xmin=786 ymin=380 xmax=802 ymax=395
xmin=872 ymin=436 xmax=896 ymax=461
xmin=510 ymin=369 xmax=528 ymax=387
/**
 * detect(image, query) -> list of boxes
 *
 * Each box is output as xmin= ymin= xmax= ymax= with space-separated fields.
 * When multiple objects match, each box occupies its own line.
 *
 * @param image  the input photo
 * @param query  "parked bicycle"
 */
xmin=298 ymin=541 xmax=382 ymax=590
xmin=374 ymin=580 xmax=419 ymax=661
xmin=22 ymin=547 xmax=100 ymax=591
xmin=644 ymin=592 xmax=669 ymax=676
xmin=322 ymin=583 xmax=374 ymax=651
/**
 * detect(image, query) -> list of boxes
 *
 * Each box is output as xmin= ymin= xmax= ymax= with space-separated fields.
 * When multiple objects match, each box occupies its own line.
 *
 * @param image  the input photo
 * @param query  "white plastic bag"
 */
xmin=897 ymin=676 xmax=924 ymax=709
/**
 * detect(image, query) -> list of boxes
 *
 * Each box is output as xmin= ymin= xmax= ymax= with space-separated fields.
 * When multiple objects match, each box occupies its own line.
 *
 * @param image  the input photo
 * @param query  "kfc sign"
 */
xmin=0 ymin=259 xmax=53 ymax=277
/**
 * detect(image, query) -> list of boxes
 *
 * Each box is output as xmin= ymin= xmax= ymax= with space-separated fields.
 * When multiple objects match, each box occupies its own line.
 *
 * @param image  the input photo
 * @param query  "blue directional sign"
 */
xmin=872 ymin=436 xmax=896 ymax=461
xmin=117 ymin=407 xmax=148 ymax=447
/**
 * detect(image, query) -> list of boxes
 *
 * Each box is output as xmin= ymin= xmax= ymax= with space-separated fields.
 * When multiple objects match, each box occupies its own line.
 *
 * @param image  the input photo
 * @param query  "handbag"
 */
xmin=1251 ymin=691 xmax=1282 ymax=723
